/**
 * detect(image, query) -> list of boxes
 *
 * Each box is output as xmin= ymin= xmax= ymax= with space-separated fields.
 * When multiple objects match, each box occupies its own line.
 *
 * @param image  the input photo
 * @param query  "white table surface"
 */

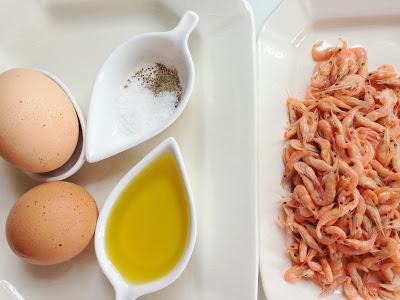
xmin=247 ymin=0 xmax=282 ymax=299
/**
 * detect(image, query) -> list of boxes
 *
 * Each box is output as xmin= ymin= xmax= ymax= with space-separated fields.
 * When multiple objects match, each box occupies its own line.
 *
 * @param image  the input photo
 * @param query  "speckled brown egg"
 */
xmin=0 ymin=68 xmax=79 ymax=173
xmin=6 ymin=181 xmax=98 ymax=265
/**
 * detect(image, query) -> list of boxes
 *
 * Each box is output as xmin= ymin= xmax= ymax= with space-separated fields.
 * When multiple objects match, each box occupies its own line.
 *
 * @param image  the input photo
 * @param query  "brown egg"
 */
xmin=6 ymin=181 xmax=98 ymax=265
xmin=0 ymin=68 xmax=79 ymax=173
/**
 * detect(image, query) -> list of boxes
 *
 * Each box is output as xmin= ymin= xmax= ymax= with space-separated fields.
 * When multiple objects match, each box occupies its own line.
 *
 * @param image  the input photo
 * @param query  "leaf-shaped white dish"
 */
xmin=86 ymin=11 xmax=198 ymax=163
xmin=95 ymin=137 xmax=196 ymax=300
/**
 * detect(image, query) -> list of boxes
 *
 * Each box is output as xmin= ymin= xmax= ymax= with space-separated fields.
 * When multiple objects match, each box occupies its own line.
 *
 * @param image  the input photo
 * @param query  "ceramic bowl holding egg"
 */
xmin=0 ymin=68 xmax=86 ymax=182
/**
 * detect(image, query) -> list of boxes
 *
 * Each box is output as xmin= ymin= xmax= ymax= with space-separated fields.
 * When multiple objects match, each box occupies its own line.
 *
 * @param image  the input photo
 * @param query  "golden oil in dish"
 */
xmin=105 ymin=151 xmax=190 ymax=283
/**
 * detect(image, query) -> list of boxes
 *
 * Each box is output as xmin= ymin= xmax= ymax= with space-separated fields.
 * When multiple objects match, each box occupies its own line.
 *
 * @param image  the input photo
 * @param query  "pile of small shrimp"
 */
xmin=279 ymin=39 xmax=400 ymax=300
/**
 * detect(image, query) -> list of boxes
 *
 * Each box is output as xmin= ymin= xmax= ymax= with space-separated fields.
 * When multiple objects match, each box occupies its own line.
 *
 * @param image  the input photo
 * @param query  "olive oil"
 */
xmin=105 ymin=151 xmax=190 ymax=283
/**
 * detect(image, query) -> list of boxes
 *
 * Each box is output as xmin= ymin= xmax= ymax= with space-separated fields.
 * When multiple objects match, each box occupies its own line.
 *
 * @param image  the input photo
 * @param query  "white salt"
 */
xmin=116 ymin=78 xmax=177 ymax=139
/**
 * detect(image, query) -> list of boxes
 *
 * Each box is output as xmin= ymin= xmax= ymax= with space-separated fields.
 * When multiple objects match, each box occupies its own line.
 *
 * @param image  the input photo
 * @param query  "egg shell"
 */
xmin=6 ymin=181 xmax=98 ymax=265
xmin=0 ymin=68 xmax=79 ymax=173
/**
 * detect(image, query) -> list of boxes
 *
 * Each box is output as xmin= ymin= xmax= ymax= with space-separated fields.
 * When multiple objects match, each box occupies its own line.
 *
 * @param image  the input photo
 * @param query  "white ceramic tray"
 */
xmin=258 ymin=0 xmax=400 ymax=299
xmin=0 ymin=1 xmax=257 ymax=299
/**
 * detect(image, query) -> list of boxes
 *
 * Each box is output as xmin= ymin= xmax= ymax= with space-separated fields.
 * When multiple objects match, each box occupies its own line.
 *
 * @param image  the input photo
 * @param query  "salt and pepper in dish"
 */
xmin=86 ymin=10 xmax=198 ymax=163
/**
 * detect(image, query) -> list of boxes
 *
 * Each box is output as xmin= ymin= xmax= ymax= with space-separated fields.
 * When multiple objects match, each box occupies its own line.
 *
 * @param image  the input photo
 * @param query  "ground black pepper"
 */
xmin=125 ymin=63 xmax=183 ymax=107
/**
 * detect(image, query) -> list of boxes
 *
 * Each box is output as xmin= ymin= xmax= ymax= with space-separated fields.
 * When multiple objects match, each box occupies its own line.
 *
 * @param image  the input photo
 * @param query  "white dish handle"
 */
xmin=170 ymin=11 xmax=199 ymax=44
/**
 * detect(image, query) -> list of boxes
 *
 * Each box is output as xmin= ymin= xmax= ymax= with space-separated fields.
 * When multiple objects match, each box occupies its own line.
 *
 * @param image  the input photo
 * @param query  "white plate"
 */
xmin=0 ymin=1 xmax=257 ymax=299
xmin=258 ymin=0 xmax=400 ymax=299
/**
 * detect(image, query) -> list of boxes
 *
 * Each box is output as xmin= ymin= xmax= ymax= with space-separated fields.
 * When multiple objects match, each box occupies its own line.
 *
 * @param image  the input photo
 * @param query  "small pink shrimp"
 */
xmin=299 ymin=240 xmax=307 ymax=263
xmin=288 ymin=139 xmax=319 ymax=152
xmin=319 ymin=60 xmax=334 ymax=78
xmin=362 ymin=237 xmax=399 ymax=268
xmin=375 ymin=75 xmax=400 ymax=87
xmin=282 ymin=150 xmax=316 ymax=185
xmin=337 ymin=244 xmax=376 ymax=256
xmin=339 ymin=95 xmax=369 ymax=109
xmin=311 ymin=70 xmax=331 ymax=89
xmin=370 ymin=159 xmax=396 ymax=178
xmin=364 ymin=280 xmax=380 ymax=299
xmin=369 ymin=64 xmax=396 ymax=81
xmin=380 ymin=113 xmax=400 ymax=138
xmin=282 ymin=205 xmax=295 ymax=228
xmin=330 ymin=113 xmax=351 ymax=149
xmin=317 ymin=101 xmax=347 ymax=115
xmin=311 ymin=40 xmax=341 ymax=61
xmin=319 ymin=96 xmax=352 ymax=110
xmin=284 ymin=121 xmax=299 ymax=140
xmin=362 ymin=189 xmax=379 ymax=206
xmin=313 ymin=136 xmax=332 ymax=164
xmin=381 ymin=262 xmax=400 ymax=283
xmin=322 ymin=170 xmax=337 ymax=206
xmin=303 ymin=156 xmax=333 ymax=172
xmin=358 ymin=173 xmax=379 ymax=190
xmin=294 ymin=162 xmax=324 ymax=205
xmin=306 ymin=248 xmax=322 ymax=273
xmin=292 ymin=174 xmax=303 ymax=186
xmin=287 ymin=97 xmax=308 ymax=114
xmin=338 ymin=159 xmax=359 ymax=194
xmin=366 ymin=88 xmax=397 ymax=121
xmin=361 ymin=140 xmax=375 ymax=167
xmin=282 ymin=145 xmax=292 ymax=165
xmin=376 ymin=127 xmax=394 ymax=167
xmin=347 ymin=143 xmax=363 ymax=162
xmin=316 ymin=207 xmax=346 ymax=239
xmin=342 ymin=108 xmax=359 ymax=129
xmin=346 ymin=262 xmax=369 ymax=299
xmin=291 ymin=223 xmax=324 ymax=254
xmin=352 ymin=47 xmax=368 ymax=77
xmin=328 ymin=244 xmax=344 ymax=276
xmin=385 ymin=171 xmax=400 ymax=181
xmin=356 ymin=127 xmax=381 ymax=145
xmin=379 ymin=202 xmax=400 ymax=215
xmin=362 ymin=215 xmax=373 ymax=235
xmin=277 ymin=209 xmax=287 ymax=228
xmin=321 ymin=258 xmax=334 ymax=284
xmin=293 ymin=185 xmax=317 ymax=215
xmin=306 ymin=87 xmax=320 ymax=99
xmin=380 ymin=283 xmax=400 ymax=293
xmin=298 ymin=207 xmax=314 ymax=219
xmin=325 ymin=226 xmax=347 ymax=240
xmin=317 ymin=119 xmax=335 ymax=142
xmin=335 ymin=48 xmax=358 ymax=81
xmin=377 ymin=190 xmax=400 ymax=204
xmin=392 ymin=140 xmax=400 ymax=172
xmin=351 ymin=194 xmax=366 ymax=239
xmin=287 ymin=98 xmax=302 ymax=124
xmin=343 ymin=277 xmax=359 ymax=300
xmin=355 ymin=113 xmax=386 ymax=133
xmin=369 ymin=64 xmax=400 ymax=87
xmin=298 ymin=112 xmax=319 ymax=143
xmin=316 ymin=195 xmax=359 ymax=240
xmin=342 ymin=229 xmax=377 ymax=252
xmin=366 ymin=204 xmax=383 ymax=234
xmin=320 ymin=276 xmax=348 ymax=297
xmin=284 ymin=265 xmax=308 ymax=283
xmin=324 ymin=74 xmax=365 ymax=98
xmin=317 ymin=203 xmax=335 ymax=218
xmin=287 ymin=242 xmax=301 ymax=264
xmin=364 ymin=85 xmax=377 ymax=111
